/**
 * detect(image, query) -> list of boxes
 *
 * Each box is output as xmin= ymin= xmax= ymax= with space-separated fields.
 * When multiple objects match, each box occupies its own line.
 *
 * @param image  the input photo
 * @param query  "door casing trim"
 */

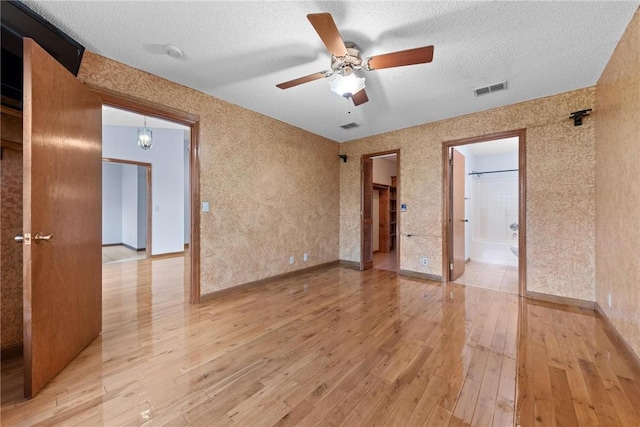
xmin=92 ymin=87 xmax=202 ymax=304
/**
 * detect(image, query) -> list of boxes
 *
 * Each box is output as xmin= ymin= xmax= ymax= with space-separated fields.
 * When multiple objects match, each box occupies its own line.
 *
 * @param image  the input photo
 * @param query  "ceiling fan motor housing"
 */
xmin=331 ymin=42 xmax=363 ymax=76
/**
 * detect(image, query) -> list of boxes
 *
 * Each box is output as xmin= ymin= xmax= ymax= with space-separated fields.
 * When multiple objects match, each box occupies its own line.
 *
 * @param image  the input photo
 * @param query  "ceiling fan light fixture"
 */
xmin=330 ymin=73 xmax=365 ymax=98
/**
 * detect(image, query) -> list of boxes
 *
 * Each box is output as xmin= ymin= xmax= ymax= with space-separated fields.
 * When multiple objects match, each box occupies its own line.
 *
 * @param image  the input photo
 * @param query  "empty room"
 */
xmin=1 ymin=1 xmax=640 ymax=426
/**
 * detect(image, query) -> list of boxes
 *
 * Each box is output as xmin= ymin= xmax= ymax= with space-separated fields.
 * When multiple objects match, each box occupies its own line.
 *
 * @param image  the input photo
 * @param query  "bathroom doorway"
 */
xmin=443 ymin=130 xmax=526 ymax=296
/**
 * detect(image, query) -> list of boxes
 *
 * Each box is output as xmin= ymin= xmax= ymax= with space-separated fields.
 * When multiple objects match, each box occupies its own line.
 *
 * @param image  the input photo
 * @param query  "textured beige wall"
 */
xmin=340 ymin=88 xmax=596 ymax=301
xmin=1 ymin=148 xmax=23 ymax=348
xmin=78 ymin=52 xmax=339 ymax=295
xmin=595 ymin=8 xmax=640 ymax=357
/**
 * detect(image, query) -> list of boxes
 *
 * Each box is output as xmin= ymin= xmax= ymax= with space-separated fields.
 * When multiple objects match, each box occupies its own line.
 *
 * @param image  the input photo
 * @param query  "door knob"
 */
xmin=14 ymin=233 xmax=23 ymax=243
xmin=34 ymin=233 xmax=54 ymax=243
xmin=459 ymin=219 xmax=469 ymax=223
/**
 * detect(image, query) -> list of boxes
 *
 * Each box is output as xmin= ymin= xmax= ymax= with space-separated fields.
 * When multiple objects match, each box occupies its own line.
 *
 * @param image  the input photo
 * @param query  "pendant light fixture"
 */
xmin=137 ymin=116 xmax=153 ymax=150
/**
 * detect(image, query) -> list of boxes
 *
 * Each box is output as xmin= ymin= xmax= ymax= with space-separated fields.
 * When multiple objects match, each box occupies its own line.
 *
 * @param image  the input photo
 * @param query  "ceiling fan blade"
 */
xmin=307 ymin=13 xmax=348 ymax=57
xmin=276 ymin=71 xmax=330 ymax=89
xmin=367 ymin=46 xmax=434 ymax=70
xmin=352 ymin=88 xmax=369 ymax=106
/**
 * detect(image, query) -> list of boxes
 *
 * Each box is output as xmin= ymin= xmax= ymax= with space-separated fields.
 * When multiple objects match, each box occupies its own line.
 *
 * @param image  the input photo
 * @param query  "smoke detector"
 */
xmin=164 ymin=44 xmax=184 ymax=59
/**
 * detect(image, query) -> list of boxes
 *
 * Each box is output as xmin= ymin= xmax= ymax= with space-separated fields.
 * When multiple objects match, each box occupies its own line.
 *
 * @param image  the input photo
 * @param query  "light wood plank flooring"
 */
xmin=2 ymin=257 xmax=639 ymax=426
xmin=373 ymin=250 xmax=397 ymax=272
xmin=102 ymin=244 xmax=146 ymax=264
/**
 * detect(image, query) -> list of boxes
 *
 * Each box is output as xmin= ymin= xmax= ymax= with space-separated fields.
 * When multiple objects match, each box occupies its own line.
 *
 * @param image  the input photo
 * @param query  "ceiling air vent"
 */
xmin=473 ymin=81 xmax=508 ymax=96
xmin=340 ymin=122 xmax=360 ymax=130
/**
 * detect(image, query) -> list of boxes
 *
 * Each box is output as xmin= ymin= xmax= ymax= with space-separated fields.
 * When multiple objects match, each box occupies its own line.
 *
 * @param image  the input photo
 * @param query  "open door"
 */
xmin=450 ymin=148 xmax=466 ymax=280
xmin=360 ymin=157 xmax=373 ymax=270
xmin=21 ymin=39 xmax=102 ymax=398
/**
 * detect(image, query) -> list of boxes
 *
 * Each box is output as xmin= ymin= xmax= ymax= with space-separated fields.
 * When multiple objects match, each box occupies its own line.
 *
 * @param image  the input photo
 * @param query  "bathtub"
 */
xmin=470 ymin=239 xmax=518 ymax=267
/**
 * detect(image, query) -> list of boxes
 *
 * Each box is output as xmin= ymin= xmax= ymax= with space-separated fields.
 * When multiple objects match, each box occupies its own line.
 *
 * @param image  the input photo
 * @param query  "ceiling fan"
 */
xmin=276 ymin=13 xmax=435 ymax=106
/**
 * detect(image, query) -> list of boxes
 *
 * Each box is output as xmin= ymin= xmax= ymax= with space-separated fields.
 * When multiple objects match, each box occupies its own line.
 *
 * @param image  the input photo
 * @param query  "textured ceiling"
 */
xmin=24 ymin=1 xmax=639 ymax=143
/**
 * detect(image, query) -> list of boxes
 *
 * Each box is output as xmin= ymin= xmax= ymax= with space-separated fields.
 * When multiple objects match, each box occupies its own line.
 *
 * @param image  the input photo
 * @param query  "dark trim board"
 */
xmin=102 ymin=243 xmax=146 ymax=252
xmin=525 ymin=291 xmax=595 ymax=310
xmin=201 ymin=261 xmax=341 ymax=302
xmin=398 ymin=270 xmax=443 ymax=282
xmin=595 ymin=303 xmax=640 ymax=376
xmin=339 ymin=260 xmax=361 ymax=270
xmin=122 ymin=243 xmax=145 ymax=252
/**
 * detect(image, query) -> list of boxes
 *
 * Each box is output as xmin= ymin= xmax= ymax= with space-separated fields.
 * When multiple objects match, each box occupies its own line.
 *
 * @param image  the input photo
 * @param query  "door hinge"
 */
xmin=449 ymin=158 xmax=453 ymax=166
xmin=449 ymin=263 xmax=453 ymax=270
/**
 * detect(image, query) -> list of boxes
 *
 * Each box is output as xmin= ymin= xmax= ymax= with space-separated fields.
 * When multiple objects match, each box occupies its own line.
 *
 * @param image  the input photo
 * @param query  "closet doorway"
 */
xmin=443 ymin=130 xmax=526 ymax=296
xmin=361 ymin=150 xmax=399 ymax=272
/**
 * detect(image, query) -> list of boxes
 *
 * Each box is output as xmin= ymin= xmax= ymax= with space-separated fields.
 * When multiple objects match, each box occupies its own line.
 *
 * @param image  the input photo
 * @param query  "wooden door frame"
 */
xmin=361 ymin=149 xmax=401 ymax=272
xmin=102 ymin=158 xmax=152 ymax=259
xmin=92 ymin=88 xmax=202 ymax=304
xmin=442 ymin=129 xmax=526 ymax=296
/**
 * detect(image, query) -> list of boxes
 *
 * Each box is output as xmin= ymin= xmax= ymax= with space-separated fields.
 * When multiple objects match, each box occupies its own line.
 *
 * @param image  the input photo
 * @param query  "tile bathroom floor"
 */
xmin=453 ymin=260 xmax=519 ymax=294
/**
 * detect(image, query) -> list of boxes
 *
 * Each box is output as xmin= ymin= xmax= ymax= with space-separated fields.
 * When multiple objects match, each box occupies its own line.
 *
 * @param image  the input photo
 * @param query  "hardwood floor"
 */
xmin=2 ymin=256 xmax=639 ymax=426
xmin=373 ymin=250 xmax=397 ymax=272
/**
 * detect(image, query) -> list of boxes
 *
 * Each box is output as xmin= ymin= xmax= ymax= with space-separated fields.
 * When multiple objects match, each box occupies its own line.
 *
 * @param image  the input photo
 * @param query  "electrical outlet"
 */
xmin=607 ymin=293 xmax=612 ymax=308
xmin=421 ymin=257 xmax=428 ymax=266
xmin=289 ymin=256 xmax=294 ymax=265
xmin=303 ymin=253 xmax=308 ymax=262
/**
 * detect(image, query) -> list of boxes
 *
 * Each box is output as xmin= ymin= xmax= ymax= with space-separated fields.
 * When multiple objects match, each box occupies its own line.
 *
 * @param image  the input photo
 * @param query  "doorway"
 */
xmin=97 ymin=94 xmax=201 ymax=304
xmin=0 ymin=39 xmax=201 ymax=399
xmin=443 ymin=130 xmax=526 ymax=296
xmin=361 ymin=150 xmax=400 ymax=272
xmin=101 ymin=159 xmax=151 ymax=264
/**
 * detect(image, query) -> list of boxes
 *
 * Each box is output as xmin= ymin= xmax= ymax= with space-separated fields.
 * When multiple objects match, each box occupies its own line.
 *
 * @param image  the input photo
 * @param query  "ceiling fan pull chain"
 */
xmin=346 ymin=96 xmax=352 ymax=115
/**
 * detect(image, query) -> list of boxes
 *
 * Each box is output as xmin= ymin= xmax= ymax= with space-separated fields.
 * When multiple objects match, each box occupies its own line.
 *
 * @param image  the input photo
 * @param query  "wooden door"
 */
xmin=451 ymin=148 xmax=466 ymax=280
xmin=360 ymin=157 xmax=373 ymax=270
xmin=22 ymin=39 xmax=102 ymax=398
